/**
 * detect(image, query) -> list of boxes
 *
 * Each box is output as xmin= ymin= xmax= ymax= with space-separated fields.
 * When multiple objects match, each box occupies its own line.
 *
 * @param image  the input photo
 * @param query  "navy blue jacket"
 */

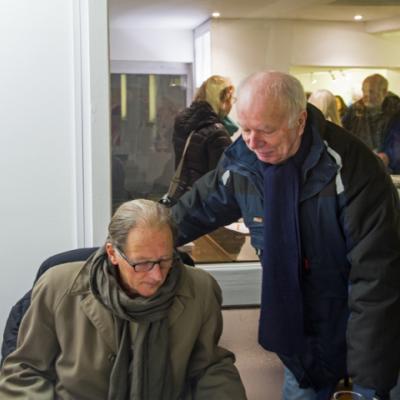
xmin=381 ymin=110 xmax=400 ymax=174
xmin=172 ymin=105 xmax=400 ymax=393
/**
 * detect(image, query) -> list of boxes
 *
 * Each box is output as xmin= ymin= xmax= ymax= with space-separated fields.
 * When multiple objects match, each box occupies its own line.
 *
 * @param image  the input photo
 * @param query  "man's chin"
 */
xmin=138 ymin=283 xmax=161 ymax=298
xmin=256 ymin=152 xmax=277 ymax=164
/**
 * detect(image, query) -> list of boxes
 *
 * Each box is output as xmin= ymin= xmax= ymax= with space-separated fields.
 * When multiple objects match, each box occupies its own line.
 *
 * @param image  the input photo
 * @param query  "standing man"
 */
xmin=172 ymin=71 xmax=400 ymax=400
xmin=0 ymin=199 xmax=247 ymax=399
xmin=342 ymin=74 xmax=390 ymax=156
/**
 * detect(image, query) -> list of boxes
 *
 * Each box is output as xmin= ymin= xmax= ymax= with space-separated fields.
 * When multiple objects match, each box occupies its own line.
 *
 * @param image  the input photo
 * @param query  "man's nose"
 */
xmin=148 ymin=263 xmax=163 ymax=280
xmin=246 ymin=131 xmax=263 ymax=150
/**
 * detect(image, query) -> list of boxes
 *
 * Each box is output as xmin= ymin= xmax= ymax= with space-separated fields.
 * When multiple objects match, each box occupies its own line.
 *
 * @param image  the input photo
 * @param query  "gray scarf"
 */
xmin=88 ymin=246 xmax=181 ymax=400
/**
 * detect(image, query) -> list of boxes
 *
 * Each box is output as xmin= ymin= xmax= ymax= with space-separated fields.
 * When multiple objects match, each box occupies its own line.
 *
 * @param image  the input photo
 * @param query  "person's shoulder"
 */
xmin=324 ymin=120 xmax=374 ymax=158
xmin=33 ymin=261 xmax=87 ymax=298
xmin=224 ymin=135 xmax=252 ymax=160
xmin=206 ymin=123 xmax=232 ymax=145
xmin=181 ymin=265 xmax=221 ymax=298
xmin=182 ymin=264 xmax=214 ymax=283
xmin=27 ymin=261 xmax=87 ymax=314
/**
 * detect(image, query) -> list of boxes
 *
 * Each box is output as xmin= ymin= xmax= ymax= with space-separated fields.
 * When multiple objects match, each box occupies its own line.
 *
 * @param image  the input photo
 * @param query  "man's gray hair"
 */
xmin=108 ymin=199 xmax=176 ymax=251
xmin=238 ymin=71 xmax=307 ymax=128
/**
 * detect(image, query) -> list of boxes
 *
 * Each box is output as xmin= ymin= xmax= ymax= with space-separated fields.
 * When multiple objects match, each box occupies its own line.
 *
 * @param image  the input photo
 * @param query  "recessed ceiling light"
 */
xmin=354 ymin=15 xmax=363 ymax=21
xmin=212 ymin=12 xmax=220 ymax=18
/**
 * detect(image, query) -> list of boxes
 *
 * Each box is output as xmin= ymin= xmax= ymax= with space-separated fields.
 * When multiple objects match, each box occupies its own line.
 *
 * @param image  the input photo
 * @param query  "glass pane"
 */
xmin=110 ymin=73 xmax=187 ymax=209
xmin=110 ymin=71 xmax=258 ymax=264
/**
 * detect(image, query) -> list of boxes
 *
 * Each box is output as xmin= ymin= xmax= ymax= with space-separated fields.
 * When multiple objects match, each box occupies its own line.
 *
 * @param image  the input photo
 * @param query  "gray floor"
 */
xmin=220 ymin=308 xmax=284 ymax=400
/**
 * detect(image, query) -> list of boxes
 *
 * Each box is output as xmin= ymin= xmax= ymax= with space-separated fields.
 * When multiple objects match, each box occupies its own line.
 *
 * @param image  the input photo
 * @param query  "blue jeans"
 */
xmin=282 ymin=367 xmax=336 ymax=400
xmin=282 ymin=367 xmax=400 ymax=400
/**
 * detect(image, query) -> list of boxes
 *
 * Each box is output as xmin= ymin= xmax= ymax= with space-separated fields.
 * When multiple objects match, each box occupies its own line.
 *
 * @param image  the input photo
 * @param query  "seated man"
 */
xmin=0 ymin=199 xmax=247 ymax=400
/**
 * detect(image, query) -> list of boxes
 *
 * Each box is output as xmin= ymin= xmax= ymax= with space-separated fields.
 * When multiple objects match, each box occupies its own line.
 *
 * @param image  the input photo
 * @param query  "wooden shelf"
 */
xmin=190 ymin=227 xmax=258 ymax=264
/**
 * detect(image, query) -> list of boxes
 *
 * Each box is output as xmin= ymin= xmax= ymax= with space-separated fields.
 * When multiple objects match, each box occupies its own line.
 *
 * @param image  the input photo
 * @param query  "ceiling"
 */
xmin=109 ymin=0 xmax=400 ymax=30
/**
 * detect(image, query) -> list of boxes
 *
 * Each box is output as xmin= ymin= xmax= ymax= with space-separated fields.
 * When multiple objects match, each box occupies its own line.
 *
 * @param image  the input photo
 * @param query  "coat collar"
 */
xmin=67 ymin=262 xmax=194 ymax=352
xmin=300 ymin=105 xmax=339 ymax=201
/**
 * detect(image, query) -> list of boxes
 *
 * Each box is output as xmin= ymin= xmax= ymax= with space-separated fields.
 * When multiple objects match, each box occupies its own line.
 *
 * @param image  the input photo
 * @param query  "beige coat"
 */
xmin=0 ymin=261 xmax=247 ymax=399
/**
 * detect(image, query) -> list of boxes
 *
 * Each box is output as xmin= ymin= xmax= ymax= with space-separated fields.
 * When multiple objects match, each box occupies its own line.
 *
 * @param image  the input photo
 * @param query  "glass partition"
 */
xmin=110 ymin=63 xmax=258 ymax=265
xmin=110 ymin=72 xmax=187 ymax=208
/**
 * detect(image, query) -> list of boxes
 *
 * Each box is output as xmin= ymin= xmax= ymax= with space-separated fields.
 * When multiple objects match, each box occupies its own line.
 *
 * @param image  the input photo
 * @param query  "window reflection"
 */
xmin=110 ymin=73 xmax=187 ymax=208
xmin=110 ymin=71 xmax=258 ymax=264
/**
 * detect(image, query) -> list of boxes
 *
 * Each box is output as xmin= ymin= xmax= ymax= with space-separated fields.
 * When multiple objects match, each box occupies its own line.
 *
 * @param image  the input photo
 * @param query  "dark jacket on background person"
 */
xmin=172 ymin=101 xmax=231 ymax=199
xmin=342 ymin=99 xmax=391 ymax=150
xmin=172 ymin=105 xmax=400 ymax=394
xmin=381 ymin=110 xmax=400 ymax=174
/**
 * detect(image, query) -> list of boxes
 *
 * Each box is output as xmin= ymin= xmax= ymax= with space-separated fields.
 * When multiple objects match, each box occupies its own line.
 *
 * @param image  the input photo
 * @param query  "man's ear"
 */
xmin=106 ymin=243 xmax=118 ymax=265
xmin=298 ymin=110 xmax=307 ymax=135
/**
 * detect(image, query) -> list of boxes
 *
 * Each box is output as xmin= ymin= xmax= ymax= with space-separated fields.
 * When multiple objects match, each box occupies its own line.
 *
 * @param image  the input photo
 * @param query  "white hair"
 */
xmin=308 ymin=89 xmax=341 ymax=126
xmin=237 ymin=71 xmax=307 ymax=128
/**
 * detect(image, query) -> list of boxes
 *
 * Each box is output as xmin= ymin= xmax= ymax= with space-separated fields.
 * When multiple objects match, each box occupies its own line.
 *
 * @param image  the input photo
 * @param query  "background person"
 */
xmin=342 ymin=73 xmax=390 ymax=151
xmin=335 ymin=95 xmax=348 ymax=121
xmin=171 ymin=75 xmax=235 ymax=201
xmin=379 ymin=94 xmax=400 ymax=173
xmin=0 ymin=199 xmax=247 ymax=400
xmin=171 ymin=71 xmax=400 ymax=400
xmin=308 ymin=89 xmax=342 ymax=126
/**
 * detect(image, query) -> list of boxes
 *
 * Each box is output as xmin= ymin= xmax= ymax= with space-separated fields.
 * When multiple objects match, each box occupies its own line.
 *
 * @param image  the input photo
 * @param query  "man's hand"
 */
xmin=375 ymin=151 xmax=390 ymax=167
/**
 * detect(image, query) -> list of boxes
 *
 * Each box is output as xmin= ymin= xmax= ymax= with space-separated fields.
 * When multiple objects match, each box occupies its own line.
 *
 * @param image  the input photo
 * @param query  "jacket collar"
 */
xmin=300 ymin=104 xmax=339 ymax=201
xmin=67 ymin=262 xmax=194 ymax=352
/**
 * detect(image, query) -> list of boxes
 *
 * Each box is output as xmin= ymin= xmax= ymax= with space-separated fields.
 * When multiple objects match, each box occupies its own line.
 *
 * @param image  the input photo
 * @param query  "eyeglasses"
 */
xmin=116 ymin=248 xmax=175 ymax=273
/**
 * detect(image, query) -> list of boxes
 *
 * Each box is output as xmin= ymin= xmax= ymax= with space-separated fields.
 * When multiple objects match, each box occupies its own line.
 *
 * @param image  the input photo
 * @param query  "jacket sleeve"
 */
xmin=0 ymin=275 xmax=61 ymax=399
xmin=172 ymin=161 xmax=242 ymax=246
xmin=343 ymin=146 xmax=400 ymax=394
xmin=187 ymin=275 xmax=247 ymax=400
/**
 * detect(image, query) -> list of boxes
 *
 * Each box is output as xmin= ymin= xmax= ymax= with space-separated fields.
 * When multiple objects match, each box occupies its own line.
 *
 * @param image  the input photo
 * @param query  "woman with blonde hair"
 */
xmin=308 ymin=89 xmax=342 ymax=126
xmin=171 ymin=75 xmax=235 ymax=201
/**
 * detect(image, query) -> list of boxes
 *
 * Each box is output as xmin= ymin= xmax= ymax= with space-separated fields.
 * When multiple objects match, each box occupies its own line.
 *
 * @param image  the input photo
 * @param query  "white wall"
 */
xmin=291 ymin=21 xmax=400 ymax=68
xmin=110 ymin=27 xmax=193 ymax=62
xmin=0 ymin=0 xmax=110 ymax=344
xmin=210 ymin=18 xmax=400 ymax=90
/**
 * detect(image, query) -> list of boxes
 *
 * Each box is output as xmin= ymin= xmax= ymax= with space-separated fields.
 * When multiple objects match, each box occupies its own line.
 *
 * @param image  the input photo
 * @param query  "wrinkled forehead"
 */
xmin=239 ymin=81 xmax=280 ymax=106
xmin=237 ymin=101 xmax=291 ymax=132
xmin=237 ymin=89 xmax=288 ymax=120
xmin=124 ymin=223 xmax=174 ymax=250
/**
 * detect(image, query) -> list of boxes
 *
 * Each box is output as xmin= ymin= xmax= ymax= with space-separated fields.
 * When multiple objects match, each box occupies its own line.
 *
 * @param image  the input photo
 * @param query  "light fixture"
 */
xmin=354 ymin=15 xmax=363 ymax=21
xmin=148 ymin=75 xmax=157 ymax=123
xmin=310 ymin=72 xmax=317 ymax=85
xmin=211 ymin=11 xmax=220 ymax=18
